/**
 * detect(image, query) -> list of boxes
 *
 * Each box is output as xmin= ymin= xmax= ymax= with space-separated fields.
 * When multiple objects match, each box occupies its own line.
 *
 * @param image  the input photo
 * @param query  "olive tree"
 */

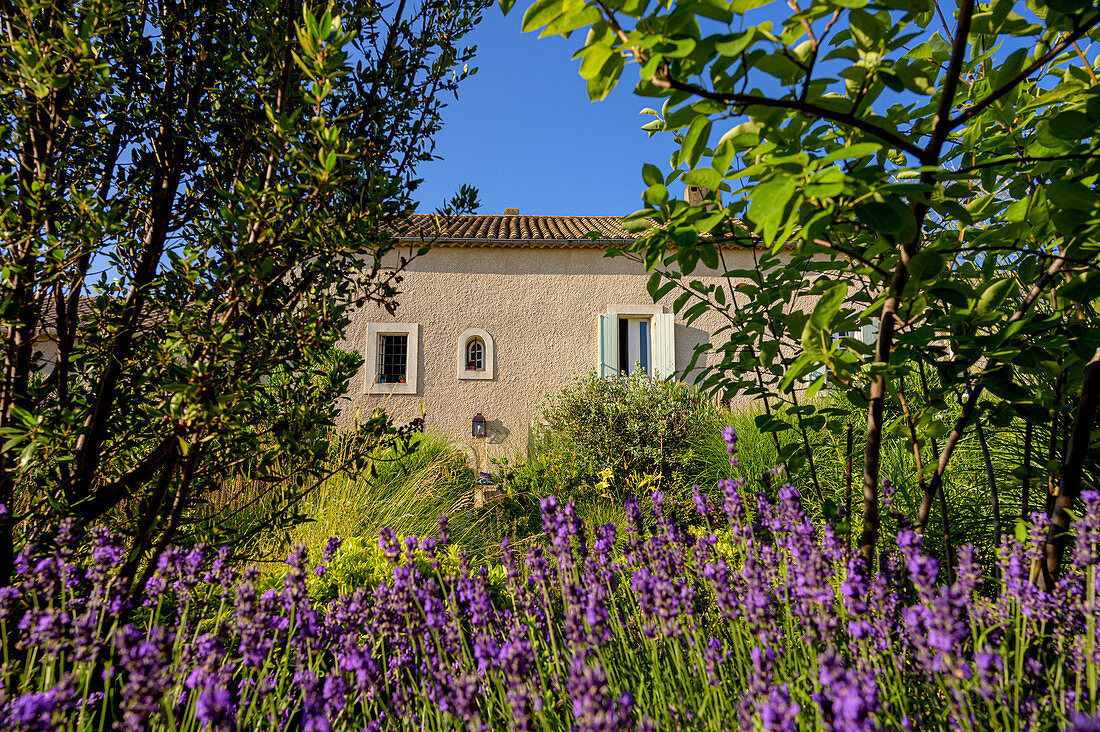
xmin=512 ymin=0 xmax=1100 ymax=577
xmin=0 ymin=0 xmax=486 ymax=588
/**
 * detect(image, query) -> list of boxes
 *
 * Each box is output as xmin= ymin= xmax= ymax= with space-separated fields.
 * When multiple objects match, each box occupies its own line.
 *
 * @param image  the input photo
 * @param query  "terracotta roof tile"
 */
xmin=394 ymin=213 xmax=634 ymax=248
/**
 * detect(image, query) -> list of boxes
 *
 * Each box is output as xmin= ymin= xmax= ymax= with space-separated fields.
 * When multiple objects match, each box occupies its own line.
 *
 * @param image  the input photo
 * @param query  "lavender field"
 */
xmin=3 ymin=430 xmax=1100 ymax=731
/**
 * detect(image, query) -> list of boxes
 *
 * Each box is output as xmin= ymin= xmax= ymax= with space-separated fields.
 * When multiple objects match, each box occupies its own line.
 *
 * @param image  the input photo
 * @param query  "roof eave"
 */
xmin=394 ymin=237 xmax=632 ymax=246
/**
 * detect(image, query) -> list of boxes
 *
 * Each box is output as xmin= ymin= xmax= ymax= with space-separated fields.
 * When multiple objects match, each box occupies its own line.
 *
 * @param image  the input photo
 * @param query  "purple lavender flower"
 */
xmin=195 ymin=684 xmax=235 ymax=731
xmin=760 ymin=683 xmax=800 ymax=732
xmin=437 ymin=514 xmax=451 ymax=545
xmin=1069 ymin=712 xmax=1100 ymax=732
xmin=206 ymin=545 xmax=237 ymax=589
xmin=691 ymin=485 xmax=712 ymax=517
xmin=1072 ymin=491 xmax=1100 ymax=568
xmin=378 ymin=527 xmax=401 ymax=563
xmin=568 ymin=657 xmax=634 ymax=732
xmin=8 ymin=687 xmax=72 ymax=731
xmin=115 ymin=624 xmax=174 ymax=729
xmin=321 ymin=537 xmax=342 ymax=564
xmin=814 ymin=652 xmax=880 ymax=731
xmin=722 ymin=425 xmax=739 ymax=466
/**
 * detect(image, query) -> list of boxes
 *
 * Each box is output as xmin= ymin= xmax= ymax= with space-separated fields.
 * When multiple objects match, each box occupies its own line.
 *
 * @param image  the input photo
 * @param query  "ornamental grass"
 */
xmin=2 ymin=431 xmax=1100 ymax=731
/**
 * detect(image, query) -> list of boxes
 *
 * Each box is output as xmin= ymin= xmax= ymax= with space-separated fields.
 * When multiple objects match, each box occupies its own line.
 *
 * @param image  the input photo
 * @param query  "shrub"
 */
xmin=538 ymin=370 xmax=718 ymax=496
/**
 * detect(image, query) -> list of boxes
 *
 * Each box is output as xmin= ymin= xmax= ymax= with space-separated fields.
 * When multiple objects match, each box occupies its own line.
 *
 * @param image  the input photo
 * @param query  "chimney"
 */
xmin=503 ymin=208 xmax=519 ymax=215
xmin=685 ymin=185 xmax=720 ymax=210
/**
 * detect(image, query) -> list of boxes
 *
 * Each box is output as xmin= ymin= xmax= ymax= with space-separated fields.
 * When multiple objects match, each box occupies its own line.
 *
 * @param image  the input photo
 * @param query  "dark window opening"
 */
xmin=466 ymin=338 xmax=485 ymax=371
xmin=618 ymin=317 xmax=650 ymax=375
xmin=618 ymin=318 xmax=629 ymax=375
xmin=378 ymin=334 xmax=408 ymax=383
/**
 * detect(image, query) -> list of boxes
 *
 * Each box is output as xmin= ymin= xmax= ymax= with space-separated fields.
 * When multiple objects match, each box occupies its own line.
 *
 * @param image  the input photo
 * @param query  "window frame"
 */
xmin=365 ymin=322 xmax=420 ymax=395
xmin=456 ymin=328 xmax=495 ymax=381
xmin=466 ymin=337 xmax=485 ymax=372
xmin=598 ymin=305 xmax=675 ymax=379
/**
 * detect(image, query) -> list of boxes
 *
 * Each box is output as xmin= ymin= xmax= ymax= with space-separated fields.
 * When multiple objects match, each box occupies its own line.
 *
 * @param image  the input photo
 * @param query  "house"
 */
xmin=338 ymin=209 xmax=775 ymax=471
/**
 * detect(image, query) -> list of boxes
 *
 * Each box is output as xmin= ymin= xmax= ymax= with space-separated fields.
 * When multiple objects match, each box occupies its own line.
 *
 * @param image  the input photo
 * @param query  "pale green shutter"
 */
xmin=860 ymin=319 xmax=880 ymax=349
xmin=598 ymin=314 xmax=618 ymax=378
xmin=653 ymin=313 xmax=676 ymax=379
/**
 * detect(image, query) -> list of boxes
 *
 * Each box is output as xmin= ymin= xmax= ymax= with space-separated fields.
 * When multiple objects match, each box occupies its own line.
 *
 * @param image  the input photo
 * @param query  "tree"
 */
xmin=0 ymin=0 xmax=487 ymax=588
xmin=511 ymin=0 xmax=1100 ymax=576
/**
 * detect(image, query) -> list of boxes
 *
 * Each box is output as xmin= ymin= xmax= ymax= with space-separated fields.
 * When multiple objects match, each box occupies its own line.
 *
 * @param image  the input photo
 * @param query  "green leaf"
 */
xmin=522 ymin=0 xmax=564 ymax=32
xmin=643 ymin=184 xmax=669 ymax=207
xmin=811 ymin=282 xmax=847 ymax=330
xmin=907 ymin=250 xmax=945 ymax=281
xmin=586 ymin=53 xmax=624 ymax=101
xmin=1049 ymin=110 xmax=1093 ymax=141
xmin=817 ymin=142 xmax=881 ymax=165
xmin=994 ymin=47 xmax=1028 ymax=89
xmin=806 ymin=373 xmax=827 ymax=400
xmin=1047 ymin=179 xmax=1098 ymax=211
xmin=642 ymin=163 xmax=663 ymax=187
xmin=779 ymin=352 xmax=818 ymax=392
xmin=848 ymin=9 xmax=884 ymax=51
xmin=730 ymin=0 xmax=769 ymax=11
xmin=714 ymin=29 xmax=756 ymax=57
xmin=1015 ymin=519 xmax=1029 ymax=543
xmin=681 ymin=117 xmax=712 ymax=169
xmin=804 ymin=168 xmax=845 ymax=198
xmin=577 ymin=41 xmax=614 ymax=79
xmin=748 ymin=176 xmax=796 ymax=246
xmin=682 ymin=168 xmax=722 ymax=190
xmin=855 ymin=200 xmax=903 ymax=235
xmin=977 ymin=278 xmax=1013 ymax=315
xmin=711 ymin=139 xmax=736 ymax=176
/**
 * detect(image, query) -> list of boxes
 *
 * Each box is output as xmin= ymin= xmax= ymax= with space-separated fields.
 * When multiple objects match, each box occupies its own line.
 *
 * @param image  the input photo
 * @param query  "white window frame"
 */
xmin=456 ymin=327 xmax=495 ymax=380
xmin=365 ymin=323 xmax=420 ymax=395
xmin=597 ymin=306 xmax=676 ymax=379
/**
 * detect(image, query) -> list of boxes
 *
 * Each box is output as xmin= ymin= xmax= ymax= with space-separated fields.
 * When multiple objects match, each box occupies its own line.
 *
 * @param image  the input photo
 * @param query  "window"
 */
xmin=365 ymin=323 xmax=419 ymax=395
xmin=466 ymin=338 xmax=485 ymax=371
xmin=457 ymin=328 xmax=495 ymax=380
xmin=597 ymin=306 xmax=675 ymax=379
xmin=618 ymin=317 xmax=650 ymax=375
xmin=379 ymin=334 xmax=408 ymax=383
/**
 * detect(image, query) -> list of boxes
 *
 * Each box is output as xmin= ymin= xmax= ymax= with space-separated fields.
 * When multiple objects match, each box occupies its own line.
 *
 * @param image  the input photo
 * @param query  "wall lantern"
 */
xmin=472 ymin=413 xmax=487 ymax=438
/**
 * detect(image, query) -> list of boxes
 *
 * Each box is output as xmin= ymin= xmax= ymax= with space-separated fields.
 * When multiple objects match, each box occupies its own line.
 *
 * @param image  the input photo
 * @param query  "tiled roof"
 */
xmin=39 ymin=295 xmax=168 ymax=335
xmin=394 ymin=214 xmax=635 ymax=248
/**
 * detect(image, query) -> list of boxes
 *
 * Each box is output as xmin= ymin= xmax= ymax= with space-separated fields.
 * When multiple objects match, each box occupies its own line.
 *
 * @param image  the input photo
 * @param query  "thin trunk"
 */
xmin=791 ymin=389 xmax=824 ymax=502
xmin=1041 ymin=347 xmax=1100 ymax=587
xmin=856 ymin=0 xmax=979 ymax=565
xmin=1046 ymin=377 xmax=1062 ymax=519
xmin=916 ymin=254 xmax=1067 ymax=535
xmin=754 ymin=363 xmax=786 ymax=464
xmin=918 ymin=384 xmax=983 ymax=533
xmin=845 ymin=423 xmax=853 ymax=554
xmin=935 ymin=441 xmax=954 ymax=578
xmin=861 ymin=295 xmax=904 ymax=565
xmin=976 ymin=418 xmax=1002 ymax=549
xmin=916 ymin=360 xmax=955 ymax=568
xmin=1022 ymin=419 xmax=1033 ymax=518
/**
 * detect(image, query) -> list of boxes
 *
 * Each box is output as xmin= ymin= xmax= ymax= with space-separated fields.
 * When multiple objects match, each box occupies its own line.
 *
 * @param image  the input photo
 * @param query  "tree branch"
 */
xmin=652 ymin=74 xmax=925 ymax=159
xmin=950 ymin=13 xmax=1100 ymax=131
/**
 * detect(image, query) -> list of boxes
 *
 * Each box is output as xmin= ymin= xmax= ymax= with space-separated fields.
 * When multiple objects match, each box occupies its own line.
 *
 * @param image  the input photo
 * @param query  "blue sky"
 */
xmin=410 ymin=5 xmax=1042 ymax=218
xmin=411 ymin=8 xmax=677 ymax=217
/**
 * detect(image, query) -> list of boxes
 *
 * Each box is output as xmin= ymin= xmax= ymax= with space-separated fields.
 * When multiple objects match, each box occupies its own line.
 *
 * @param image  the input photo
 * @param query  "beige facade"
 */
xmin=339 ymin=234 xmax=765 ymax=471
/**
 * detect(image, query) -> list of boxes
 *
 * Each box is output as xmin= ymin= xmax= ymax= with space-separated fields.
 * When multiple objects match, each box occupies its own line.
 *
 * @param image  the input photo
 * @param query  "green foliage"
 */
xmin=538 ymin=369 xmax=719 ymax=497
xmin=509 ymin=0 xmax=1100 ymax=568
xmin=0 ymin=0 xmax=488 ymax=582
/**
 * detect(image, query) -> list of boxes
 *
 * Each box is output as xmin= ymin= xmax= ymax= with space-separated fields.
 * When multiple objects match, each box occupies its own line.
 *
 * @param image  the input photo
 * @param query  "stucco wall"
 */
xmin=337 ymin=246 xmax=772 ymax=470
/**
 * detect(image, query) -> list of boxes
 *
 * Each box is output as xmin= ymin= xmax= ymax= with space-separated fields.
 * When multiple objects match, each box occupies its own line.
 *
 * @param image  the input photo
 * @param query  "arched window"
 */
xmin=456 ymin=328 xmax=495 ymax=380
xmin=466 ymin=337 xmax=485 ymax=372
